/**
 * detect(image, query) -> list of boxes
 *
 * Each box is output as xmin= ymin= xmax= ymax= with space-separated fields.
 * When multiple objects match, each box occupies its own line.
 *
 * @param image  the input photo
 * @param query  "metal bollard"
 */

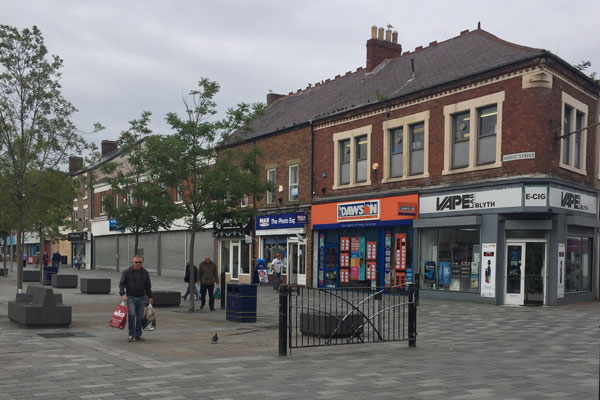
xmin=220 ymin=271 xmax=226 ymax=310
xmin=278 ymin=285 xmax=288 ymax=356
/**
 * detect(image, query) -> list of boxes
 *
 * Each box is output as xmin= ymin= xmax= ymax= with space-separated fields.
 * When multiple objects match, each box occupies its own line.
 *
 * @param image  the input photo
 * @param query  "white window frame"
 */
xmin=220 ymin=239 xmax=251 ymax=279
xmin=115 ymin=193 xmax=120 ymax=209
xmin=241 ymin=194 xmax=249 ymax=208
xmin=289 ymin=164 xmax=299 ymax=202
xmin=266 ymin=168 xmax=276 ymax=204
xmin=175 ymin=186 xmax=183 ymax=203
xmin=443 ymin=91 xmax=505 ymax=175
xmin=560 ymin=92 xmax=588 ymax=176
xmin=333 ymin=125 xmax=372 ymax=189
xmin=383 ymin=111 xmax=430 ymax=182
xmin=100 ymin=194 xmax=107 ymax=214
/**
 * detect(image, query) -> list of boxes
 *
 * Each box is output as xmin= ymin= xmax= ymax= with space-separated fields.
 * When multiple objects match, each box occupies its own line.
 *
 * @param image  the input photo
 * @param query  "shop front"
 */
xmin=256 ymin=212 xmax=309 ymax=286
xmin=416 ymin=183 xmax=599 ymax=306
xmin=214 ymin=219 xmax=252 ymax=284
xmin=312 ymin=195 xmax=418 ymax=289
xmin=68 ymin=231 xmax=91 ymax=269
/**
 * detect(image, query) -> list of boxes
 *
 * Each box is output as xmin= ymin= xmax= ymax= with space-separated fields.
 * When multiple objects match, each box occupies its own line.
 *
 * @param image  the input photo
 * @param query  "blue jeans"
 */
xmin=273 ymin=272 xmax=282 ymax=290
xmin=126 ymin=296 xmax=145 ymax=337
xmin=183 ymin=283 xmax=199 ymax=300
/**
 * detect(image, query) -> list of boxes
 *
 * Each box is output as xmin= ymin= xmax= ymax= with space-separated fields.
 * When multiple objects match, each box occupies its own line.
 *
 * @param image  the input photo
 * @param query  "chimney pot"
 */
xmin=371 ymin=25 xmax=377 ymax=39
xmin=378 ymin=27 xmax=384 ymax=40
xmin=392 ymin=31 xmax=398 ymax=44
xmin=366 ymin=27 xmax=403 ymax=73
xmin=385 ymin=29 xmax=392 ymax=42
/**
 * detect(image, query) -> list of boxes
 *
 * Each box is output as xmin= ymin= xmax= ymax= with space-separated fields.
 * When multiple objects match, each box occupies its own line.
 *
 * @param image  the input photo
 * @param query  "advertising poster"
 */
xmin=366 ymin=262 xmax=376 ymax=280
xmin=481 ymin=243 xmax=497 ymax=297
xmin=340 ymin=269 xmax=349 ymax=283
xmin=350 ymin=237 xmax=360 ymax=280
xmin=318 ymin=234 xmax=325 ymax=286
xmin=359 ymin=237 xmax=366 ymax=280
xmin=384 ymin=232 xmax=392 ymax=287
xmin=557 ymin=243 xmax=565 ymax=298
xmin=438 ymin=261 xmax=451 ymax=286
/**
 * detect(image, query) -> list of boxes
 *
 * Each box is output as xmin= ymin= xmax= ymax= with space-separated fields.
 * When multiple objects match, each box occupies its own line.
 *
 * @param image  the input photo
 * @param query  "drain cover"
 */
xmin=38 ymin=332 xmax=95 ymax=338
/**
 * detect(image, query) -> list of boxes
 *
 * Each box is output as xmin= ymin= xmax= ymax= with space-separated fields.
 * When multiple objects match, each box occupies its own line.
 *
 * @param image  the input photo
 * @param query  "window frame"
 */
xmin=559 ymin=92 xmax=588 ymax=175
xmin=288 ymin=164 xmax=299 ymax=202
xmin=333 ymin=125 xmax=372 ymax=189
xmin=443 ymin=91 xmax=504 ymax=175
xmin=382 ymin=111 xmax=430 ymax=182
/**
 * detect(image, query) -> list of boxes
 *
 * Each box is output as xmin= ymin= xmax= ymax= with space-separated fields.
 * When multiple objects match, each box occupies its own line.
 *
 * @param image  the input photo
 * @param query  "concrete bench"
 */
xmin=8 ymin=286 xmax=71 ymax=328
xmin=151 ymin=290 xmax=181 ymax=307
xmin=80 ymin=278 xmax=111 ymax=294
xmin=23 ymin=269 xmax=40 ymax=282
xmin=300 ymin=313 xmax=364 ymax=338
xmin=52 ymin=274 xmax=78 ymax=288
xmin=0 ymin=268 xmax=7 ymax=276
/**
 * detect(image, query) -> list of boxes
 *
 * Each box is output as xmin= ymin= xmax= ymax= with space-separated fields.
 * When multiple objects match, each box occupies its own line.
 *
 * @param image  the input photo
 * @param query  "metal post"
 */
xmin=279 ymin=285 xmax=288 ymax=356
xmin=408 ymin=284 xmax=417 ymax=347
xmin=220 ymin=271 xmax=226 ymax=310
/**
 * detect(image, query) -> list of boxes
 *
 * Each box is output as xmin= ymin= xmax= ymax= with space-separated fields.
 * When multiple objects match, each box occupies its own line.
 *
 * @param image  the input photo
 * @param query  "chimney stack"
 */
xmin=366 ymin=25 xmax=402 ymax=73
xmin=266 ymin=92 xmax=286 ymax=106
xmin=101 ymin=140 xmax=118 ymax=157
xmin=68 ymin=156 xmax=83 ymax=174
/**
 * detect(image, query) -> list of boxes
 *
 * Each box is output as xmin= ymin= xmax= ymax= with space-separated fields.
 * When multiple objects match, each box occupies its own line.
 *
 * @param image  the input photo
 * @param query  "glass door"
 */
xmin=288 ymin=242 xmax=299 ymax=285
xmin=298 ymin=243 xmax=306 ymax=286
xmin=232 ymin=242 xmax=240 ymax=280
xmin=505 ymin=243 xmax=525 ymax=305
xmin=323 ymin=245 xmax=338 ymax=288
xmin=525 ymin=242 xmax=545 ymax=305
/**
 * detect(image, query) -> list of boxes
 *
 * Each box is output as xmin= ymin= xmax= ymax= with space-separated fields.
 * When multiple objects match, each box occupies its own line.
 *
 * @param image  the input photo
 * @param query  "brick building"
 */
xmin=235 ymin=25 xmax=599 ymax=305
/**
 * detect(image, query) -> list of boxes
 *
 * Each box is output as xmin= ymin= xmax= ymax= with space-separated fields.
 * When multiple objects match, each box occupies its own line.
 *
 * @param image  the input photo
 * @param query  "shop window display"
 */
xmin=264 ymin=236 xmax=287 ymax=274
xmin=419 ymin=228 xmax=480 ymax=292
xmin=565 ymin=236 xmax=591 ymax=293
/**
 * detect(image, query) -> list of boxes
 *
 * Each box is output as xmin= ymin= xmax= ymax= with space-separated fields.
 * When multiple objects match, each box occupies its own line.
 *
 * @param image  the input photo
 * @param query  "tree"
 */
xmin=0 ymin=25 xmax=92 ymax=291
xmin=145 ymin=78 xmax=268 ymax=311
xmin=574 ymin=60 xmax=600 ymax=85
xmin=101 ymin=111 xmax=184 ymax=256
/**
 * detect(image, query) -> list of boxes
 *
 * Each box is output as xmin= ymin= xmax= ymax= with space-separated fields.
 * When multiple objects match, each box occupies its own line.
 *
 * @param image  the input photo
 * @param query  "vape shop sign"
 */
xmin=420 ymin=187 xmax=522 ymax=214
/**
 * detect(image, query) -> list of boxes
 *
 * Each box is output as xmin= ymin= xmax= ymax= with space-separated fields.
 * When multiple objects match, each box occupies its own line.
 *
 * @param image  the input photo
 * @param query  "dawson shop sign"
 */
xmin=420 ymin=187 xmax=522 ymax=214
xmin=337 ymin=200 xmax=380 ymax=222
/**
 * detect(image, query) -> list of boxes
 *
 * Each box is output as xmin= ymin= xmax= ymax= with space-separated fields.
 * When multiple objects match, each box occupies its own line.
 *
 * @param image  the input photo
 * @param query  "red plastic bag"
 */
xmin=109 ymin=301 xmax=128 ymax=329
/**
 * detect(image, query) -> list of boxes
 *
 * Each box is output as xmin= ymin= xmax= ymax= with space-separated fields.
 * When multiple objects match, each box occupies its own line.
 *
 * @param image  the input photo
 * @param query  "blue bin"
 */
xmin=226 ymin=283 xmax=257 ymax=323
xmin=43 ymin=266 xmax=58 ymax=286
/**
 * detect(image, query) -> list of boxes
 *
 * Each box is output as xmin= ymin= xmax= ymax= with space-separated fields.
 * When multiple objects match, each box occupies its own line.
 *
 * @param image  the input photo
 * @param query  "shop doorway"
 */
xmin=504 ymin=241 xmax=545 ymax=306
xmin=287 ymin=241 xmax=306 ymax=286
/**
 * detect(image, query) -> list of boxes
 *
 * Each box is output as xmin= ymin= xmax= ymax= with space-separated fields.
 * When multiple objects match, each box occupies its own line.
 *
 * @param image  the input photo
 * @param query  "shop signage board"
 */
xmin=502 ymin=152 xmax=535 ymax=162
xmin=337 ymin=200 xmax=380 ymax=222
xmin=557 ymin=243 xmax=565 ymax=298
xmin=524 ymin=185 xmax=548 ymax=207
xmin=548 ymin=187 xmax=596 ymax=214
xmin=68 ymin=232 xmax=88 ymax=241
xmin=256 ymin=212 xmax=308 ymax=230
xmin=481 ymin=243 xmax=497 ymax=297
xmin=420 ymin=187 xmax=522 ymax=214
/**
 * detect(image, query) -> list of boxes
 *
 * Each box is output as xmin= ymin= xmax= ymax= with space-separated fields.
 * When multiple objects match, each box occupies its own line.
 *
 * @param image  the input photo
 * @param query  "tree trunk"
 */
xmin=188 ymin=227 xmax=196 ymax=311
xmin=16 ymin=218 xmax=23 ymax=292
xmin=38 ymin=227 xmax=44 ymax=284
xmin=134 ymin=231 xmax=139 ymax=257
xmin=2 ymin=236 xmax=7 ymax=276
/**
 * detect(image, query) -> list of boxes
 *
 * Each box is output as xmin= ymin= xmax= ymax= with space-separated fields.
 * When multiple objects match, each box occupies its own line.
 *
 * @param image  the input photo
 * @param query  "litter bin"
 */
xmin=226 ymin=283 xmax=257 ymax=323
xmin=43 ymin=266 xmax=58 ymax=286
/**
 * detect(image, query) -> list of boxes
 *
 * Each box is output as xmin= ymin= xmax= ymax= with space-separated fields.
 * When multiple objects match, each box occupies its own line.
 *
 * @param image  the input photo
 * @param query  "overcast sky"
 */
xmin=3 ymin=0 xmax=600 ymax=150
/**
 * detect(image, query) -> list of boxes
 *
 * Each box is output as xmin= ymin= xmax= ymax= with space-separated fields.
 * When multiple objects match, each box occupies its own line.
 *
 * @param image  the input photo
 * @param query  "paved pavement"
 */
xmin=0 ymin=265 xmax=598 ymax=399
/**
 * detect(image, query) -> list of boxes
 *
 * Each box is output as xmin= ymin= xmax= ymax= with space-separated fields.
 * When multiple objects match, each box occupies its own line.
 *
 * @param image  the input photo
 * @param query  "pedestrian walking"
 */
xmin=182 ymin=261 xmax=199 ymax=300
xmin=75 ymin=254 xmax=83 ymax=270
xmin=22 ymin=252 xmax=27 ymax=269
xmin=119 ymin=255 xmax=153 ymax=342
xmin=271 ymin=253 xmax=283 ymax=291
xmin=51 ymin=251 xmax=61 ymax=268
xmin=42 ymin=252 xmax=49 ymax=267
xmin=198 ymin=255 xmax=219 ymax=311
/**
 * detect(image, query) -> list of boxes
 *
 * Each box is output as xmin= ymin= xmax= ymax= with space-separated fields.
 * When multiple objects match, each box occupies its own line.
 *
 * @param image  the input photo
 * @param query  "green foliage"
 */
xmin=145 ymin=78 xmax=268 ymax=264
xmin=574 ymin=60 xmax=600 ymax=85
xmin=0 ymin=25 xmax=94 ymax=287
xmin=101 ymin=112 xmax=184 ymax=254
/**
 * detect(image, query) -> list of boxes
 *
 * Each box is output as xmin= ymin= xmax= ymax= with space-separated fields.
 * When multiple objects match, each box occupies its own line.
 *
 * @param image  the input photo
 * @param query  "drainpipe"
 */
xmin=310 ymin=119 xmax=314 ymax=202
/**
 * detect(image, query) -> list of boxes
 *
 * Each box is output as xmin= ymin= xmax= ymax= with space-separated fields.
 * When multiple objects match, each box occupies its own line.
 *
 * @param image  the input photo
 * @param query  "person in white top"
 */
xmin=271 ymin=253 xmax=283 ymax=291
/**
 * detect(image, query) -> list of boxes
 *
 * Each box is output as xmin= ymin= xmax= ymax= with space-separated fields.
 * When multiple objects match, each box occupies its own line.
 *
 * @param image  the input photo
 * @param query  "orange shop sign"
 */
xmin=312 ymin=194 xmax=418 ymax=228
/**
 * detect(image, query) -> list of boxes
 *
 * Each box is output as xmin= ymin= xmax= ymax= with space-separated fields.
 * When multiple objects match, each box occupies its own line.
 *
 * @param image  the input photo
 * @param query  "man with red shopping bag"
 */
xmin=119 ymin=256 xmax=153 ymax=342
xmin=110 ymin=301 xmax=128 ymax=329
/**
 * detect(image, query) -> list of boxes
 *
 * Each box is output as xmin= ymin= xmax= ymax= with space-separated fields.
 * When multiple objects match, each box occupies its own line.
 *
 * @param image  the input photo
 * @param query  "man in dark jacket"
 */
xmin=119 ymin=256 xmax=153 ymax=342
xmin=51 ymin=251 xmax=61 ymax=268
xmin=198 ymin=255 xmax=219 ymax=311
xmin=182 ymin=261 xmax=199 ymax=301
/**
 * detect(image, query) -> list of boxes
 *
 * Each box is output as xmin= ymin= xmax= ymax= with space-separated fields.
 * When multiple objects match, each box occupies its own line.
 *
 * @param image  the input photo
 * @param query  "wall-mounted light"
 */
xmin=321 ymin=171 xmax=327 ymax=178
xmin=278 ymin=185 xmax=283 ymax=193
xmin=372 ymin=162 xmax=379 ymax=171
xmin=320 ymin=187 xmax=326 ymax=194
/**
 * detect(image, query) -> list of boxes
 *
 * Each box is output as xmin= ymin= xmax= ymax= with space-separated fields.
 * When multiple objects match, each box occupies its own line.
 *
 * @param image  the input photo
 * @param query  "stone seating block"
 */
xmin=8 ymin=285 xmax=71 ymax=328
xmin=52 ymin=274 xmax=78 ymax=288
xmin=80 ymin=278 xmax=111 ymax=294
xmin=0 ymin=268 xmax=7 ymax=276
xmin=23 ymin=270 xmax=40 ymax=282
xmin=151 ymin=290 xmax=181 ymax=307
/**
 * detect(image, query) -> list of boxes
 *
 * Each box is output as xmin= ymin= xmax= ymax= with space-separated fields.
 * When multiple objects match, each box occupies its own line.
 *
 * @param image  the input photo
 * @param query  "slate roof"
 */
xmin=246 ymin=29 xmax=550 ymax=139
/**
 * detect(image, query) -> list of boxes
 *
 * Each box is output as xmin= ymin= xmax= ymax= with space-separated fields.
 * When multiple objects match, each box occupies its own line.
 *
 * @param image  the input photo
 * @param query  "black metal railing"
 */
xmin=279 ymin=283 xmax=418 ymax=356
